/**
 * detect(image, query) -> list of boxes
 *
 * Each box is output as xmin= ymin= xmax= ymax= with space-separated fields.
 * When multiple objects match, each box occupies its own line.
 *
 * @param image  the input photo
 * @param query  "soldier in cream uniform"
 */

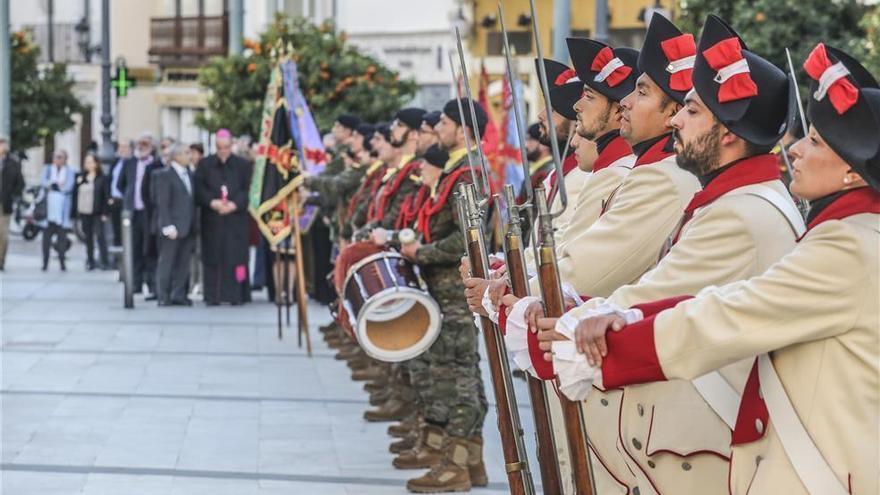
xmin=540 ymin=15 xmax=803 ymax=495
xmin=575 ymin=44 xmax=880 ymax=495
xmin=504 ymin=31 xmax=702 ymax=493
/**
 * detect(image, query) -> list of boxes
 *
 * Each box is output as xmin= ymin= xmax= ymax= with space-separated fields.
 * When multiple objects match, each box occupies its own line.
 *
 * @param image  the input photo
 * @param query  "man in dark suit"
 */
xmin=117 ymin=133 xmax=162 ymax=297
xmin=0 ymin=136 xmax=25 ymax=270
xmin=154 ymin=144 xmax=196 ymax=306
xmin=108 ymin=139 xmax=135 ymax=247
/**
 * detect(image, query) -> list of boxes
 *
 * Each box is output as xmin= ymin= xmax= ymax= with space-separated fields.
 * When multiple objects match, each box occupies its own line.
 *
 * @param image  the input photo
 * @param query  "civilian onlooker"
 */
xmin=118 ymin=133 xmax=161 ymax=294
xmin=188 ymin=143 xmax=204 ymax=297
xmin=73 ymin=153 xmax=109 ymax=270
xmin=195 ymin=129 xmax=253 ymax=305
xmin=39 ymin=149 xmax=75 ymax=271
xmin=0 ymin=136 xmax=25 ymax=270
xmin=154 ymin=144 xmax=196 ymax=306
xmin=142 ymin=140 xmax=165 ymax=300
xmin=108 ymin=139 xmax=135 ymax=247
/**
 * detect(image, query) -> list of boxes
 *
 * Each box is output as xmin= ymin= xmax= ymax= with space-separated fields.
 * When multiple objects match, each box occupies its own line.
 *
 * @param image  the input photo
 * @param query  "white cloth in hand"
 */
xmin=502 ymin=296 xmax=540 ymax=377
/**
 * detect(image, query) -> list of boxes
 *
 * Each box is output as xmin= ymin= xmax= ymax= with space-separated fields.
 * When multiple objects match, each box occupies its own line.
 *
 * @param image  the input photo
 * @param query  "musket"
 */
xmin=784 ymin=47 xmax=810 ymax=215
xmin=449 ymin=29 xmax=535 ymax=495
xmin=528 ymin=0 xmax=596 ymax=492
xmin=498 ymin=3 xmax=564 ymax=493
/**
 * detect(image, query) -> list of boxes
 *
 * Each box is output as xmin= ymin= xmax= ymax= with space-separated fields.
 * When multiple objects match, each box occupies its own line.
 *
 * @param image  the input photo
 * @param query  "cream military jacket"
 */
xmin=600 ymin=189 xmax=880 ymax=495
xmin=568 ymin=164 xmax=801 ymax=494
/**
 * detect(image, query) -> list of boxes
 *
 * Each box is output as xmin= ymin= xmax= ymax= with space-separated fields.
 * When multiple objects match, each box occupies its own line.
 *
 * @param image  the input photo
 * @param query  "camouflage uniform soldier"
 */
xmin=395 ymin=98 xmax=489 ymax=493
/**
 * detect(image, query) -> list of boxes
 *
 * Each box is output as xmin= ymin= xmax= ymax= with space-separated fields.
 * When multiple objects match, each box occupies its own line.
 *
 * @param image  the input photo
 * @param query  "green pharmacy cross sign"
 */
xmin=111 ymin=64 xmax=136 ymax=98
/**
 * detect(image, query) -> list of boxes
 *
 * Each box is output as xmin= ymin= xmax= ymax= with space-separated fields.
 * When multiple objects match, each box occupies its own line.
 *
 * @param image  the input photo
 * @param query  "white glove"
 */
xmin=161 ymin=225 xmax=178 ymax=240
xmin=480 ymin=284 xmax=499 ymax=324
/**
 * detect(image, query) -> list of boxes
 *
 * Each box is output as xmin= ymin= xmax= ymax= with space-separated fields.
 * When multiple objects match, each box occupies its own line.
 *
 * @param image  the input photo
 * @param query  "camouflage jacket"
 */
xmin=366 ymin=158 xmax=422 ymax=231
xmin=414 ymin=152 xmax=474 ymax=299
xmin=348 ymin=161 xmax=386 ymax=239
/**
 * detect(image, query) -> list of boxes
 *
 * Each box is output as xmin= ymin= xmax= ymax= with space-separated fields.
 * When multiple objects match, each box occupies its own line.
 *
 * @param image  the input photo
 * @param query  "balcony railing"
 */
xmin=149 ymin=14 xmax=228 ymax=66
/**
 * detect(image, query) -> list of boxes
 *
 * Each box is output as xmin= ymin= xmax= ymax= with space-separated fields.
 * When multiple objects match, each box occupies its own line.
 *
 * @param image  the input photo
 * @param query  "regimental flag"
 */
xmin=249 ymin=57 xmax=303 ymax=246
xmin=501 ymin=75 xmax=527 ymax=195
xmin=282 ymin=61 xmax=326 ymax=233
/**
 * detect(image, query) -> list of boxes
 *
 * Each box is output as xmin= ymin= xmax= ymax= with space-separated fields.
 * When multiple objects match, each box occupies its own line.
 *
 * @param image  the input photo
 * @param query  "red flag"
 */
xmin=478 ymin=61 xmax=504 ymax=193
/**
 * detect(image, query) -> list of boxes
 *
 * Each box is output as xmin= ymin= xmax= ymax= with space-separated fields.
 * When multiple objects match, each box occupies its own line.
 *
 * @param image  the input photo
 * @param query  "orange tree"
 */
xmin=9 ymin=31 xmax=83 ymax=153
xmin=196 ymin=15 xmax=417 ymax=137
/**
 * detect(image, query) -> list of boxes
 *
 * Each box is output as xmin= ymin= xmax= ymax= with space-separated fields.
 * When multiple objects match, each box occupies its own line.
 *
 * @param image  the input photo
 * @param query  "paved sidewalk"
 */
xmin=1 ymin=236 xmax=541 ymax=494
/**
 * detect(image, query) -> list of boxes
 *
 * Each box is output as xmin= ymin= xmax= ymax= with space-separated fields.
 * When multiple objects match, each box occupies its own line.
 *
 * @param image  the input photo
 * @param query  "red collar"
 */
xmin=684 ymin=154 xmax=781 ymax=215
xmin=805 ymin=187 xmax=880 ymax=232
xmin=633 ymin=134 xmax=675 ymax=167
xmin=593 ymin=135 xmax=633 ymax=172
xmin=548 ymin=153 xmax=579 ymax=193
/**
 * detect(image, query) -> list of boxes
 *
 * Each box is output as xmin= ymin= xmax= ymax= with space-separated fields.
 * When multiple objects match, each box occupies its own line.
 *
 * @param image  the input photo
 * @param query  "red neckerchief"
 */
xmin=374 ymin=159 xmax=421 ymax=222
xmin=347 ymin=165 xmax=386 ymax=218
xmin=366 ymin=165 xmax=391 ymax=221
xmin=592 ymin=134 xmax=633 ymax=172
xmin=802 ymin=187 xmax=880 ymax=237
xmin=416 ymin=166 xmax=475 ymax=243
xmin=395 ymin=184 xmax=430 ymax=230
xmin=672 ymin=154 xmax=781 ymax=245
xmin=547 ymin=153 xmax=578 ymax=203
xmin=633 ymin=134 xmax=674 ymax=167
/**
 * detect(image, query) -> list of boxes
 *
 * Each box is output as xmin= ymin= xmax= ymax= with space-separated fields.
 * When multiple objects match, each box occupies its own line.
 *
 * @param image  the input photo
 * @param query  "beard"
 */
xmin=675 ymin=124 xmax=721 ymax=177
xmin=390 ymin=130 xmax=409 ymax=149
xmin=576 ymin=101 xmax=612 ymax=140
xmin=526 ymin=148 xmax=542 ymax=162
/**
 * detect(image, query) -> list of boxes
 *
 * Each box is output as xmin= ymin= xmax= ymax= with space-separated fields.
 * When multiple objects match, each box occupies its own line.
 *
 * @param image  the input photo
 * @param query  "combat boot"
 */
xmin=389 ymin=432 xmax=417 ymax=453
xmin=348 ymin=355 xmax=371 ymax=371
xmin=369 ymin=386 xmax=392 ymax=406
xmin=405 ymin=437 xmax=472 ymax=493
xmin=364 ymin=397 xmax=413 ymax=422
xmin=388 ymin=412 xmax=420 ymax=437
xmin=352 ymin=363 xmax=387 ymax=382
xmin=363 ymin=379 xmax=388 ymax=394
xmin=465 ymin=436 xmax=488 ymax=487
xmin=318 ymin=322 xmax=338 ymax=335
xmin=393 ymin=424 xmax=445 ymax=470
xmin=335 ymin=343 xmax=363 ymax=361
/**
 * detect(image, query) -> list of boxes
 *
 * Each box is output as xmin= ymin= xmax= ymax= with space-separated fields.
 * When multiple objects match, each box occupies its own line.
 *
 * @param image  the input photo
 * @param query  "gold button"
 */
xmin=637 ymin=404 xmax=644 ymax=417
xmin=682 ymin=462 xmax=692 ymax=471
xmin=632 ymin=438 xmax=642 ymax=450
xmin=647 ymin=460 xmax=656 ymax=469
xmin=601 ymin=398 xmax=609 ymax=406
xmin=755 ymin=418 xmax=764 ymax=434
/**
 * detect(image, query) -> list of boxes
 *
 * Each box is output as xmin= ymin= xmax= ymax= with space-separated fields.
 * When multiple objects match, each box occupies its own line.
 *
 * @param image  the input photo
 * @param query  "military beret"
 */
xmin=442 ymin=98 xmax=488 ymax=136
xmin=422 ymin=144 xmax=449 ymax=169
xmin=395 ymin=107 xmax=427 ymax=130
xmin=336 ymin=113 xmax=361 ymax=131
xmin=422 ymin=111 xmax=442 ymax=129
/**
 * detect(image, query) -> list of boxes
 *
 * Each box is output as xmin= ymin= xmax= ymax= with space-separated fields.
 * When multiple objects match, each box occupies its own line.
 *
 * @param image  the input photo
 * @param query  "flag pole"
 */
xmin=290 ymin=190 xmax=311 ymax=356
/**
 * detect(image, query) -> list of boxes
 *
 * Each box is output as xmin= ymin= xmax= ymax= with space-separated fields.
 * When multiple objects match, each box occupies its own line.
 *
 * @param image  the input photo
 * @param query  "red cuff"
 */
xmin=631 ymin=295 xmax=693 ymax=318
xmin=498 ymin=305 xmax=508 ymax=335
xmin=601 ymin=315 xmax=666 ymax=388
xmin=528 ymin=327 xmax=556 ymax=380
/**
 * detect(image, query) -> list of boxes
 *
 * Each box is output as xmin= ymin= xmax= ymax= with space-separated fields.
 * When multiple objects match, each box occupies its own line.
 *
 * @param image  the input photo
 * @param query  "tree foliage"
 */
xmin=677 ymin=0 xmax=874 ymax=94
xmin=196 ymin=15 xmax=418 ymax=137
xmin=9 ymin=31 xmax=83 ymax=152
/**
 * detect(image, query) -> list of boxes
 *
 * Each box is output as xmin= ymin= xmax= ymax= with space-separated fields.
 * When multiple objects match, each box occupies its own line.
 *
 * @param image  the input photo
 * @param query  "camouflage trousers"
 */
xmin=410 ymin=290 xmax=487 ymax=438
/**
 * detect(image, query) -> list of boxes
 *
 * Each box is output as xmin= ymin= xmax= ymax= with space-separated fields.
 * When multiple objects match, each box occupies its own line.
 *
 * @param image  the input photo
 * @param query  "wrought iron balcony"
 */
xmin=149 ymin=14 xmax=228 ymax=67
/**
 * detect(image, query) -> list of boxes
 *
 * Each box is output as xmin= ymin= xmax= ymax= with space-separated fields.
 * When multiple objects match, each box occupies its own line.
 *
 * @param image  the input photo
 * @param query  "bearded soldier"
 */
xmin=574 ymin=42 xmax=880 ymax=495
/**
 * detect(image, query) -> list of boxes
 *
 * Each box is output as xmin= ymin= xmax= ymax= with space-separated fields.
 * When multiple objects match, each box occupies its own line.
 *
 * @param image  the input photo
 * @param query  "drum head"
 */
xmin=357 ymin=288 xmax=441 ymax=362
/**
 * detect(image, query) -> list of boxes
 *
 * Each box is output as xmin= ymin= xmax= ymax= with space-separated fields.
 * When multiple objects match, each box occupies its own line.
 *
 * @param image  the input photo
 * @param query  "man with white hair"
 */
xmin=153 ymin=144 xmax=196 ymax=306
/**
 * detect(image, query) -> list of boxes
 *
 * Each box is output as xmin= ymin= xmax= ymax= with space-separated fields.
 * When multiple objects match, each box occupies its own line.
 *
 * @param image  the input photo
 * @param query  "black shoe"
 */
xmin=171 ymin=299 xmax=193 ymax=307
xmin=158 ymin=300 xmax=172 ymax=307
xmin=144 ymin=294 xmax=158 ymax=301
xmin=59 ymin=259 xmax=66 ymax=271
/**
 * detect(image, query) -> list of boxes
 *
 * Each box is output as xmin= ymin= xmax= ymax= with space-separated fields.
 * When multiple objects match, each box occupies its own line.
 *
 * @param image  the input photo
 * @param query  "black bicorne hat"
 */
xmin=336 ymin=113 xmax=361 ymax=131
xmin=803 ymin=43 xmax=880 ymax=190
xmin=692 ymin=15 xmax=793 ymax=147
xmin=442 ymin=98 xmax=489 ymax=136
xmin=566 ymin=38 xmax=640 ymax=102
xmin=638 ymin=14 xmax=695 ymax=104
xmin=422 ymin=111 xmax=442 ymax=129
xmin=394 ymin=107 xmax=427 ymax=130
xmin=534 ymin=58 xmax=582 ymax=120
